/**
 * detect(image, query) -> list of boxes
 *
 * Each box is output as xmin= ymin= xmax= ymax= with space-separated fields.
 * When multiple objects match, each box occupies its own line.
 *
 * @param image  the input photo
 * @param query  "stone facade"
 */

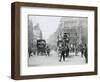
xmin=33 ymin=23 xmax=42 ymax=42
xmin=58 ymin=17 xmax=87 ymax=46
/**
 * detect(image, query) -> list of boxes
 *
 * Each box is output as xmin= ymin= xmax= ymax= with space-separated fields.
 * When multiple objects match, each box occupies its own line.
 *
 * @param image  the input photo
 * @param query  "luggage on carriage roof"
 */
xmin=37 ymin=39 xmax=46 ymax=47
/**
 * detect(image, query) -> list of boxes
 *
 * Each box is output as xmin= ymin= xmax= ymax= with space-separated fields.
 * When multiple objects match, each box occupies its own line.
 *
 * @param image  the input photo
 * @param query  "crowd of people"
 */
xmin=57 ymin=33 xmax=88 ymax=63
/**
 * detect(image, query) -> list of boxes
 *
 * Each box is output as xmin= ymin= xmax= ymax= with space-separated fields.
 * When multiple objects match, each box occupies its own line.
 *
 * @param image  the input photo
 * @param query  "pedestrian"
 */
xmin=80 ymin=44 xmax=88 ymax=63
xmin=59 ymin=50 xmax=65 ymax=62
xmin=59 ymin=40 xmax=69 ymax=62
xmin=80 ymin=44 xmax=84 ymax=57
xmin=84 ymin=44 xmax=88 ymax=63
xmin=59 ymin=33 xmax=70 ymax=62
xmin=46 ymin=46 xmax=50 ymax=56
xmin=65 ymin=45 xmax=69 ymax=57
xmin=75 ymin=45 xmax=78 ymax=56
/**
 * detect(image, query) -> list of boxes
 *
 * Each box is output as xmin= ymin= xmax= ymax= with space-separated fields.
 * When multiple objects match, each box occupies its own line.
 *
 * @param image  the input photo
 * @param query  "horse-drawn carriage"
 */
xmin=37 ymin=39 xmax=46 ymax=55
xmin=57 ymin=33 xmax=70 ymax=57
xmin=28 ymin=39 xmax=50 ymax=57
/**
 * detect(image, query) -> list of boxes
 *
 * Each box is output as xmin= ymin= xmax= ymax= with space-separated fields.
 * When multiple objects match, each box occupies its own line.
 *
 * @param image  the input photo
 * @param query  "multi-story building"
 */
xmin=58 ymin=17 xmax=87 ymax=46
xmin=28 ymin=21 xmax=43 ymax=52
xmin=33 ymin=23 xmax=43 ymax=42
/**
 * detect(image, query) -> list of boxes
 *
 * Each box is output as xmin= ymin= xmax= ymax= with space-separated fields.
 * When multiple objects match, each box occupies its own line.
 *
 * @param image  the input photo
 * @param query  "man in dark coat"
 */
xmin=80 ymin=44 xmax=84 ymax=57
xmin=59 ymin=41 xmax=69 ymax=62
xmin=46 ymin=46 xmax=50 ymax=56
xmin=80 ymin=44 xmax=88 ymax=63
xmin=59 ymin=42 xmax=66 ymax=62
xmin=84 ymin=44 xmax=88 ymax=63
xmin=59 ymin=33 xmax=69 ymax=62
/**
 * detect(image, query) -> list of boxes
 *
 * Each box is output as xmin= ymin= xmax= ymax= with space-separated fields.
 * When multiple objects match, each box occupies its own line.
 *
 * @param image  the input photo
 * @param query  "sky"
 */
xmin=29 ymin=15 xmax=61 ymax=40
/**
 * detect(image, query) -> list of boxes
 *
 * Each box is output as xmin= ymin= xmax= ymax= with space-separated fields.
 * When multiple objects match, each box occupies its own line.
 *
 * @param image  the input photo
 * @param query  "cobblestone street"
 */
xmin=28 ymin=50 xmax=86 ymax=66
